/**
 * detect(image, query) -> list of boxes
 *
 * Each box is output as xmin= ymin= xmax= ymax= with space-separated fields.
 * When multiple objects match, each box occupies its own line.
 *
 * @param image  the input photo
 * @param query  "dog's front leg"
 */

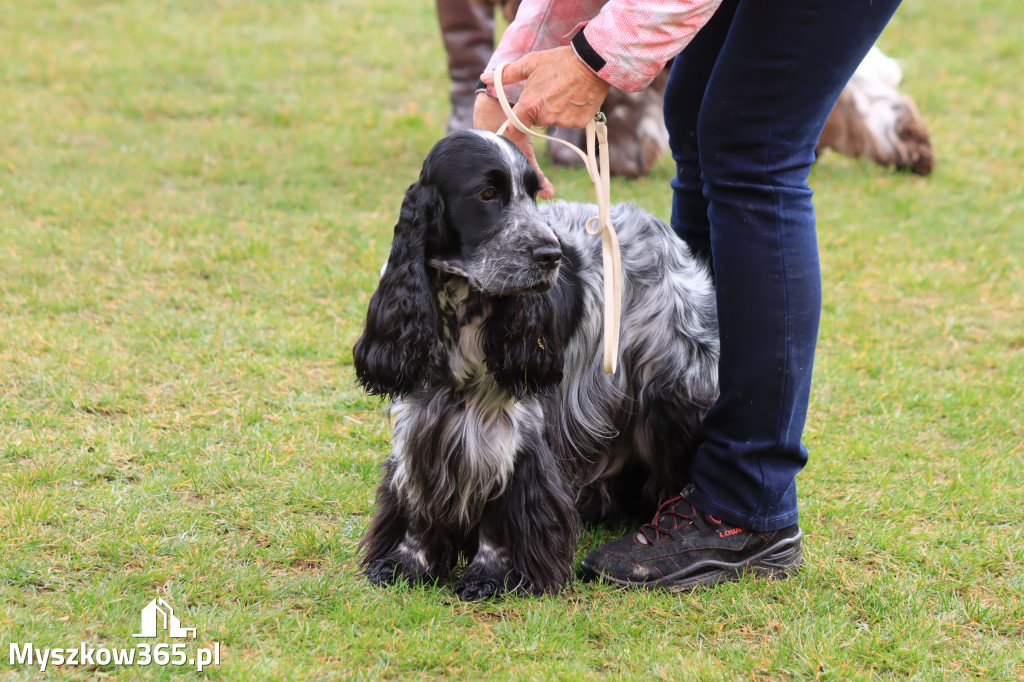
xmin=364 ymin=529 xmax=454 ymax=587
xmin=453 ymin=438 xmax=581 ymax=600
xmin=360 ymin=459 xmax=455 ymax=586
xmin=453 ymin=532 xmax=520 ymax=601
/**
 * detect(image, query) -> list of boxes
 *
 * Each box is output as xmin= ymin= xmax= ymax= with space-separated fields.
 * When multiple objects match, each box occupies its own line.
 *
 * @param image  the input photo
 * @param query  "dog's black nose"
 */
xmin=532 ymin=245 xmax=562 ymax=270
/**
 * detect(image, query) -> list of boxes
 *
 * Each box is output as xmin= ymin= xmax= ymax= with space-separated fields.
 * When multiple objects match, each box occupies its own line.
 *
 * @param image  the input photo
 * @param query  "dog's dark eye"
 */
xmin=477 ymin=187 xmax=497 ymax=201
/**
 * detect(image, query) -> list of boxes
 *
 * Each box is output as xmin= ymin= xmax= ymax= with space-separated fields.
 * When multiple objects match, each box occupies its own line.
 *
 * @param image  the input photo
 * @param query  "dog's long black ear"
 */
xmin=353 ymin=181 xmax=444 ymax=398
xmin=483 ymin=291 xmax=566 ymax=399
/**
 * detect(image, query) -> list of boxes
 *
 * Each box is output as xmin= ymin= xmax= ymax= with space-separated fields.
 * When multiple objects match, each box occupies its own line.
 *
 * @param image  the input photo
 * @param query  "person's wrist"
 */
xmin=570 ymin=29 xmax=609 ymax=83
xmin=473 ymin=91 xmax=505 ymax=131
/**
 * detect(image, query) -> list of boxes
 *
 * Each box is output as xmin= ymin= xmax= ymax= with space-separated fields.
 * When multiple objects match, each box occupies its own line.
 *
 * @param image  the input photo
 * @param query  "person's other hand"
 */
xmin=478 ymin=46 xmax=610 ymax=198
xmin=474 ymin=92 xmax=555 ymax=199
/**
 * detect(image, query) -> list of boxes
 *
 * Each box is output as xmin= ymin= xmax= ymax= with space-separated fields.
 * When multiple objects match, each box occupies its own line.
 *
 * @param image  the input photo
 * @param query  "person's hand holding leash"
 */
xmin=476 ymin=46 xmax=610 ymax=199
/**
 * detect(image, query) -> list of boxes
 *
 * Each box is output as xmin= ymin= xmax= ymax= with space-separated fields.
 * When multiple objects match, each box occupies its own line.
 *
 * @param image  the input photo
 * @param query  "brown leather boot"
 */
xmin=437 ymin=0 xmax=496 ymax=133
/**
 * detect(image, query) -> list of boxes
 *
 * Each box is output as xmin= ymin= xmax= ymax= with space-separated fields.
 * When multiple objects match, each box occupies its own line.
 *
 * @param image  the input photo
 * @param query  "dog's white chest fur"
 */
xmin=388 ymin=281 xmax=543 ymax=525
xmin=389 ymin=388 xmax=539 ymax=525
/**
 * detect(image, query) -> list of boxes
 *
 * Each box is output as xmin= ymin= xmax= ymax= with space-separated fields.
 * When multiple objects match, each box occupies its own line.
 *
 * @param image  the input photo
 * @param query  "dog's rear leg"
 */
xmin=453 ymin=438 xmax=580 ymax=600
xmin=360 ymin=459 xmax=454 ymax=586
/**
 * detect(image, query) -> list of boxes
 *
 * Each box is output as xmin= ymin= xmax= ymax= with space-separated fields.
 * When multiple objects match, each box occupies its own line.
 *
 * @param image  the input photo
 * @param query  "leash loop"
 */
xmin=492 ymin=62 xmax=623 ymax=374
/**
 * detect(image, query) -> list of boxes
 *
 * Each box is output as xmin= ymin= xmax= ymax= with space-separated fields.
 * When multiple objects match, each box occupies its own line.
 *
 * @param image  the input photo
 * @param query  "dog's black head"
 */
xmin=423 ymin=130 xmax=562 ymax=295
xmin=353 ymin=131 xmax=568 ymax=399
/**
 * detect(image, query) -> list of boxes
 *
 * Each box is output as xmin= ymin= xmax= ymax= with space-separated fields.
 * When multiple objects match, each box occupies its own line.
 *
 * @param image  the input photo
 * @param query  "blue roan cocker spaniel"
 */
xmin=354 ymin=130 xmax=720 ymax=600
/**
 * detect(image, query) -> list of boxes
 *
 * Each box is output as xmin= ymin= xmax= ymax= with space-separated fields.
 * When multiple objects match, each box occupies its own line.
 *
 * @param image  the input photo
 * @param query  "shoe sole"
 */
xmin=580 ymin=529 xmax=803 ymax=591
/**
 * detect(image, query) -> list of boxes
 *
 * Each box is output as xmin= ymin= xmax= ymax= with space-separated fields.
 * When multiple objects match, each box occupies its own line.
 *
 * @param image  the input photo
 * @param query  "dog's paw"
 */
xmin=453 ymin=569 xmax=531 ymax=601
xmin=364 ymin=558 xmax=405 ymax=586
xmin=364 ymin=558 xmax=436 ymax=587
xmin=453 ymin=575 xmax=500 ymax=601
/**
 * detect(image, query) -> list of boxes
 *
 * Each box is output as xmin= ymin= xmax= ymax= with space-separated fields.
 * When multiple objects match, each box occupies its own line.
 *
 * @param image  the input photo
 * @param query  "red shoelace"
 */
xmin=638 ymin=496 xmax=722 ymax=545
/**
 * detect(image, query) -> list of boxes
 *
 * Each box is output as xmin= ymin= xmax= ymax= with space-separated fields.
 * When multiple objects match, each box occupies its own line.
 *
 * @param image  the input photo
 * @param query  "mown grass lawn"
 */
xmin=1 ymin=0 xmax=1022 ymax=679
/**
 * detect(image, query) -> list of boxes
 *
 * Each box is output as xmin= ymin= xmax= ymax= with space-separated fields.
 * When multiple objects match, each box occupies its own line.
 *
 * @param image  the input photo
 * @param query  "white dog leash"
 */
xmin=492 ymin=62 xmax=623 ymax=375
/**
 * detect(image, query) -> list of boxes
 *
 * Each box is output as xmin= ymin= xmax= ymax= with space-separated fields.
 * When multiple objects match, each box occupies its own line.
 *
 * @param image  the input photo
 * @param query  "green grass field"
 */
xmin=1 ymin=0 xmax=1022 ymax=679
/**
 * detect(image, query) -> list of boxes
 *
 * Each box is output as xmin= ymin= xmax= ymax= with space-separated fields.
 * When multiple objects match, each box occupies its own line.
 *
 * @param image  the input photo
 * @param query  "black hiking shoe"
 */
xmin=580 ymin=493 xmax=803 ymax=590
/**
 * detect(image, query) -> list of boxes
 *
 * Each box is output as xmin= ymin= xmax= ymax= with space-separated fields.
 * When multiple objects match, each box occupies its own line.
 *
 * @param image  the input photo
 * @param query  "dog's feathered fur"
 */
xmin=354 ymin=130 xmax=720 ymax=600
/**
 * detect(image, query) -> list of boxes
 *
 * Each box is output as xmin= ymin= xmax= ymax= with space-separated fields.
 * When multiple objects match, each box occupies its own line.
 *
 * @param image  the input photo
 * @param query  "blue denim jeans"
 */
xmin=667 ymin=0 xmax=902 ymax=530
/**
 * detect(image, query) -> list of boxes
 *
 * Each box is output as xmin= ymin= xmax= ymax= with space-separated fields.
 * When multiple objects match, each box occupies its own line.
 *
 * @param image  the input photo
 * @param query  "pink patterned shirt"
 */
xmin=484 ymin=0 xmax=722 ymax=99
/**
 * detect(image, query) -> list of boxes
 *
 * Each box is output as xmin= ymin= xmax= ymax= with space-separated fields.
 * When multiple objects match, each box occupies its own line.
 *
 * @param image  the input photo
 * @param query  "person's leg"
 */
xmin=683 ymin=0 xmax=901 ymax=532
xmin=582 ymin=0 xmax=902 ymax=587
xmin=436 ymin=0 xmax=495 ymax=133
xmin=664 ymin=0 xmax=739 ymax=274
